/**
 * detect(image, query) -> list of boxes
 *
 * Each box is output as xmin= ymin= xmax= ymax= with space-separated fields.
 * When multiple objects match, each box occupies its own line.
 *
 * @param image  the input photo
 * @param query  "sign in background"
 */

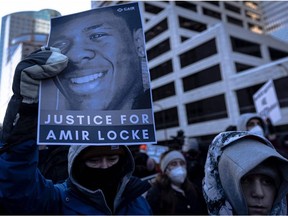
xmin=253 ymin=79 xmax=281 ymax=124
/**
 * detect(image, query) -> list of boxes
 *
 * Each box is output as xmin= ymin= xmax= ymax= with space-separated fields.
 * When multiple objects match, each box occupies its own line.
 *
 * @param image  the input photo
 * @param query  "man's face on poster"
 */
xmin=50 ymin=11 xmax=143 ymax=110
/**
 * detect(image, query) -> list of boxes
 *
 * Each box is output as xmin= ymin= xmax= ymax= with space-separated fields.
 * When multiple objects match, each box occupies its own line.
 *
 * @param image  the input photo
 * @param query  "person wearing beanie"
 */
xmin=203 ymin=131 xmax=288 ymax=215
xmin=146 ymin=150 xmax=208 ymax=215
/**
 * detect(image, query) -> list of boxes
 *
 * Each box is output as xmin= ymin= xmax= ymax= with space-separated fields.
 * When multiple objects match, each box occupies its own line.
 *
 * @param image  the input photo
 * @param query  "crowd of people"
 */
xmin=1 ymin=105 xmax=288 ymax=215
xmin=0 ymin=3 xmax=288 ymax=214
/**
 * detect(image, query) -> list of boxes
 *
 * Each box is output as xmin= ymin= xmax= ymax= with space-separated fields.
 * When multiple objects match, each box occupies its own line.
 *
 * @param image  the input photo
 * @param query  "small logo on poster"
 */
xmin=117 ymin=6 xmax=135 ymax=13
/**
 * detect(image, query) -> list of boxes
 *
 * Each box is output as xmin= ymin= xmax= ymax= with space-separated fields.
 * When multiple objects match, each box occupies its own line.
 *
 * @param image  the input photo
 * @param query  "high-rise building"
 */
xmin=91 ymin=1 xmax=288 ymax=147
xmin=0 ymin=9 xmax=61 ymax=123
xmin=260 ymin=1 xmax=288 ymax=42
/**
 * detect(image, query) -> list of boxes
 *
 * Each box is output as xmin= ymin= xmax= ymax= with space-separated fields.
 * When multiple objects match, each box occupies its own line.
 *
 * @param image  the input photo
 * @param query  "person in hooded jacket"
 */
xmin=0 ymin=47 xmax=152 ymax=215
xmin=146 ymin=150 xmax=208 ymax=215
xmin=202 ymin=131 xmax=288 ymax=215
xmin=237 ymin=113 xmax=282 ymax=154
xmin=236 ymin=113 xmax=267 ymax=137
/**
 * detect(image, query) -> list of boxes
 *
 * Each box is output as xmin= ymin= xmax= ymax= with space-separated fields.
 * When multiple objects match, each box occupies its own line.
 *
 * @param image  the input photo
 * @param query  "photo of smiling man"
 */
xmin=46 ymin=3 xmax=150 ymax=111
xmin=38 ymin=2 xmax=156 ymax=145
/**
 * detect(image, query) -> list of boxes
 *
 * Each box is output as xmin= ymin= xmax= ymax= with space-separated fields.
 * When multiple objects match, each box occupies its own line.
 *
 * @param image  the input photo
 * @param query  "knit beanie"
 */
xmin=79 ymin=145 xmax=126 ymax=161
xmin=160 ymin=150 xmax=185 ymax=172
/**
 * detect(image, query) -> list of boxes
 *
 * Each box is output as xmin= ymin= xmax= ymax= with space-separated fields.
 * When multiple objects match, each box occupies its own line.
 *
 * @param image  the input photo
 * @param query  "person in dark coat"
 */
xmin=0 ymin=45 xmax=152 ymax=214
xmin=146 ymin=150 xmax=207 ymax=215
xmin=181 ymin=137 xmax=205 ymax=189
xmin=132 ymin=147 xmax=157 ymax=178
xmin=0 ymin=141 xmax=152 ymax=214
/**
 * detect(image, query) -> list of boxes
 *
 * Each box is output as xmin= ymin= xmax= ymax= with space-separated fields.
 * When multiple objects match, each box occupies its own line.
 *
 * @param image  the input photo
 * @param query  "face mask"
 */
xmin=249 ymin=125 xmax=265 ymax=137
xmin=167 ymin=166 xmax=187 ymax=184
xmin=74 ymin=159 xmax=123 ymax=191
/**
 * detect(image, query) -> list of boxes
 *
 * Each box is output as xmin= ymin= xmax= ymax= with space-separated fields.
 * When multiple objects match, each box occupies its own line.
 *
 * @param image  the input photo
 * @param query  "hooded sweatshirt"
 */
xmin=237 ymin=113 xmax=266 ymax=132
xmin=67 ymin=144 xmax=142 ymax=213
xmin=202 ymin=131 xmax=288 ymax=215
xmin=0 ymin=140 xmax=152 ymax=215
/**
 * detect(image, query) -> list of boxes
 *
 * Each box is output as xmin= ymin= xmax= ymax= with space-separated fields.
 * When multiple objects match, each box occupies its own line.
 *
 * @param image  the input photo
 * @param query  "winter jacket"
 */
xmin=146 ymin=181 xmax=207 ymax=215
xmin=202 ymin=131 xmax=288 ymax=215
xmin=0 ymin=139 xmax=152 ymax=215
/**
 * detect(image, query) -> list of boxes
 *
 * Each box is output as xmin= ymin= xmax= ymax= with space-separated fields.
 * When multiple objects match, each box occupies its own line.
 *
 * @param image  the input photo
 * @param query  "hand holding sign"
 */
xmin=20 ymin=47 xmax=68 ymax=104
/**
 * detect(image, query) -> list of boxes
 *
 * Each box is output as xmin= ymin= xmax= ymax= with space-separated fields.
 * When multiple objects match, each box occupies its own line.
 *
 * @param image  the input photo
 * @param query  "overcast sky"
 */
xmin=0 ymin=0 xmax=92 ymax=37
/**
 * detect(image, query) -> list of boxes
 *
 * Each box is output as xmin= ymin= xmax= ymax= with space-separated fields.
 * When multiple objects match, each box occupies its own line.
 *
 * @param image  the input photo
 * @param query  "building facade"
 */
xmin=1 ymin=2 xmax=288 ymax=149
xmin=0 ymin=9 xmax=60 ymax=124
xmin=92 ymin=1 xmax=288 ymax=148
xmin=261 ymin=1 xmax=288 ymax=42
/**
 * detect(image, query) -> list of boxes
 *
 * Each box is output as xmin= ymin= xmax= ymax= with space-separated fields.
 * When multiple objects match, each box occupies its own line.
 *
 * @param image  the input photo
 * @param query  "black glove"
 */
xmin=1 ymin=46 xmax=68 ymax=146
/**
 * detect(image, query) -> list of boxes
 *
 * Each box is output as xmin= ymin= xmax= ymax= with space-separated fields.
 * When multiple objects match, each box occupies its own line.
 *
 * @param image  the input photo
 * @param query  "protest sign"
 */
xmin=38 ymin=2 xmax=156 ymax=145
xmin=253 ymin=79 xmax=281 ymax=124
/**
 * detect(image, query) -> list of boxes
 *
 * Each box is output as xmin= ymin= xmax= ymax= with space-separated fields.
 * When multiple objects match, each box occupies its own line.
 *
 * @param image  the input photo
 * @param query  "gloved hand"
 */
xmin=1 ymin=46 xmax=68 ymax=145
xmin=19 ymin=46 xmax=68 ymax=104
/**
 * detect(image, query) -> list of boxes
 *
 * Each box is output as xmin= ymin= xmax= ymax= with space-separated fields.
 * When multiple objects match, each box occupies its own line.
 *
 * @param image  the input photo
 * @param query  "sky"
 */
xmin=0 ymin=0 xmax=92 ymax=36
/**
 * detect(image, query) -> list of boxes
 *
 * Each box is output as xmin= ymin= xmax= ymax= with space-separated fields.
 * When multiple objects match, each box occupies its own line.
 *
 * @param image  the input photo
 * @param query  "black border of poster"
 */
xmin=37 ymin=2 xmax=156 ymax=146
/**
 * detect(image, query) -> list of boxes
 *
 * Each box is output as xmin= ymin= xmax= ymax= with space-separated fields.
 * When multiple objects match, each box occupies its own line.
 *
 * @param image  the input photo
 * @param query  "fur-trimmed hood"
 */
xmin=202 ymin=131 xmax=288 ymax=215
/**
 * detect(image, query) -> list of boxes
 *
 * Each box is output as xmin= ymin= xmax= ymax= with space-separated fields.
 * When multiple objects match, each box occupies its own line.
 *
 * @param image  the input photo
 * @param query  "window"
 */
xmin=147 ymin=39 xmax=170 ymax=61
xmin=244 ymin=1 xmax=258 ymax=10
xmin=224 ymin=3 xmax=241 ymax=14
xmin=248 ymin=24 xmax=263 ymax=34
xmin=269 ymin=47 xmax=288 ymax=61
xmin=179 ymin=38 xmax=217 ymax=68
xmin=145 ymin=19 xmax=168 ymax=42
xmin=205 ymin=1 xmax=219 ymax=6
xmin=144 ymin=3 xmax=163 ymax=14
xmin=185 ymin=94 xmax=228 ymax=124
xmin=152 ymin=82 xmax=176 ymax=101
xmin=154 ymin=107 xmax=179 ymax=129
xmin=245 ymin=10 xmax=261 ymax=21
xmin=274 ymin=76 xmax=288 ymax=108
xmin=181 ymin=36 xmax=190 ymax=42
xmin=236 ymin=83 xmax=263 ymax=114
xmin=182 ymin=64 xmax=222 ymax=92
xmin=227 ymin=16 xmax=243 ymax=27
xmin=230 ymin=36 xmax=262 ymax=58
xmin=175 ymin=1 xmax=197 ymax=12
xmin=235 ymin=62 xmax=254 ymax=73
xmin=203 ymin=8 xmax=221 ymax=20
xmin=150 ymin=59 xmax=173 ymax=80
xmin=266 ymin=23 xmax=281 ymax=32
xmin=178 ymin=16 xmax=207 ymax=32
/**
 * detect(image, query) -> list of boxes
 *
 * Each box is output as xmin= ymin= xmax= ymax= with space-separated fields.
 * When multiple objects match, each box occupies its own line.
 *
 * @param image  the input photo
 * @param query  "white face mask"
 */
xmin=249 ymin=125 xmax=265 ymax=137
xmin=167 ymin=166 xmax=187 ymax=184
